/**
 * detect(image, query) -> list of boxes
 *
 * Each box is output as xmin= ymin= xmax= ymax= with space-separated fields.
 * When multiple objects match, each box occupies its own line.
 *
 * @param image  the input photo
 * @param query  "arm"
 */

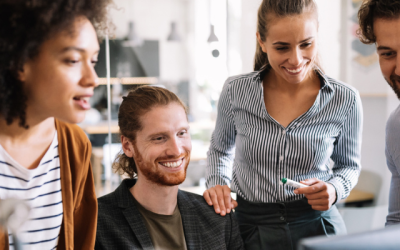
xmin=386 ymin=148 xmax=400 ymax=226
xmin=385 ymin=109 xmax=400 ymax=226
xmin=204 ymin=80 xmax=237 ymax=215
xmin=296 ymin=91 xmax=363 ymax=210
xmin=206 ymin=80 xmax=236 ymax=188
xmin=0 ymin=229 xmax=8 ymax=250
xmin=327 ymin=91 xmax=363 ymax=202
xmin=73 ymin=140 xmax=98 ymax=249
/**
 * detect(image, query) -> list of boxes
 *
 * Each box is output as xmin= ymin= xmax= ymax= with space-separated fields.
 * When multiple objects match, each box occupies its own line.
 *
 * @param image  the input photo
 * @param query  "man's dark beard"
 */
xmin=133 ymin=144 xmax=190 ymax=186
xmin=386 ymin=74 xmax=400 ymax=99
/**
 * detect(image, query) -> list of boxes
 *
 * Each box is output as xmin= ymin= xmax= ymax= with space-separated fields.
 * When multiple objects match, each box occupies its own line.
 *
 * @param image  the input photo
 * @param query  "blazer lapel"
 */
xmin=117 ymin=179 xmax=154 ymax=250
xmin=178 ymin=190 xmax=202 ymax=250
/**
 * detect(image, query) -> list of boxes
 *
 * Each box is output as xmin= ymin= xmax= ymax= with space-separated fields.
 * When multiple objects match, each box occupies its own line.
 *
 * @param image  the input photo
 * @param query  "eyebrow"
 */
xmin=60 ymin=46 xmax=100 ymax=54
xmin=377 ymin=45 xmax=393 ymax=51
xmin=272 ymin=36 xmax=314 ymax=46
xmin=146 ymin=126 xmax=190 ymax=139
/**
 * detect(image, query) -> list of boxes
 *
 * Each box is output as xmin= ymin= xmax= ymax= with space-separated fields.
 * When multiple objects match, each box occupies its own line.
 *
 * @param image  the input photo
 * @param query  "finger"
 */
xmin=300 ymin=178 xmax=319 ymax=186
xmin=307 ymin=198 xmax=328 ymax=206
xmin=295 ymin=181 xmax=325 ymax=194
xmin=223 ymin=186 xmax=232 ymax=213
xmin=231 ymin=199 xmax=238 ymax=209
xmin=209 ymin=189 xmax=221 ymax=214
xmin=311 ymin=205 xmax=330 ymax=211
xmin=203 ymin=190 xmax=213 ymax=206
xmin=215 ymin=187 xmax=227 ymax=216
xmin=304 ymin=191 xmax=329 ymax=200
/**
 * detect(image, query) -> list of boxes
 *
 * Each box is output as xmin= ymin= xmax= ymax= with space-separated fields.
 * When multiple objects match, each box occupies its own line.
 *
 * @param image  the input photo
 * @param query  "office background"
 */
xmin=78 ymin=0 xmax=398 ymax=235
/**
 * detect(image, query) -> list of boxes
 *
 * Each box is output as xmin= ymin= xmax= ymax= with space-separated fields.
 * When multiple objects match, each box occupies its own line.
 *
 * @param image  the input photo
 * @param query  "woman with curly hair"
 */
xmin=0 ymin=0 xmax=111 ymax=249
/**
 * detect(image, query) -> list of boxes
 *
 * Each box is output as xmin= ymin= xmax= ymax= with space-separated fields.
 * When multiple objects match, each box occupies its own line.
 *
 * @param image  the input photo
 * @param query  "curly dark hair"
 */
xmin=113 ymin=86 xmax=187 ymax=178
xmin=0 ymin=0 xmax=112 ymax=128
xmin=358 ymin=0 xmax=400 ymax=44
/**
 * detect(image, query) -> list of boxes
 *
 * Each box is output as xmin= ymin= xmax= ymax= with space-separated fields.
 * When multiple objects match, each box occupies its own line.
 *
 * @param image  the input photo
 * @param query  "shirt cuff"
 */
xmin=326 ymin=178 xmax=344 ymax=205
xmin=205 ymin=175 xmax=231 ymax=189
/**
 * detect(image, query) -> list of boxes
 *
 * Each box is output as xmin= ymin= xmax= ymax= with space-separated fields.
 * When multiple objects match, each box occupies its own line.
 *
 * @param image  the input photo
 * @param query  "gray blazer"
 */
xmin=95 ymin=179 xmax=244 ymax=250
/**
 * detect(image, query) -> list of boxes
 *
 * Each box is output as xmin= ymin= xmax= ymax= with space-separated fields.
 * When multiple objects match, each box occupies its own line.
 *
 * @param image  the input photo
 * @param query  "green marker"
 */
xmin=281 ymin=178 xmax=308 ymax=189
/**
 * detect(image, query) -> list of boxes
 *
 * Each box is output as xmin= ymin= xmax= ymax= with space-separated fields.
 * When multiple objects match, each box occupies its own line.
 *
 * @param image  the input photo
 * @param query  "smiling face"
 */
xmin=257 ymin=12 xmax=318 ymax=85
xmin=374 ymin=17 xmax=400 ymax=99
xmin=19 ymin=16 xmax=100 ymax=124
xmin=122 ymin=102 xmax=191 ymax=186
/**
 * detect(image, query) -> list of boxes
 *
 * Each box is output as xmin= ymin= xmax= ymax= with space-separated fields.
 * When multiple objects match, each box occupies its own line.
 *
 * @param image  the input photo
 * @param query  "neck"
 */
xmin=0 ymin=100 xmax=57 ymax=143
xmin=265 ymin=69 xmax=319 ymax=94
xmin=0 ymin=116 xmax=55 ymax=144
xmin=130 ymin=177 xmax=179 ymax=215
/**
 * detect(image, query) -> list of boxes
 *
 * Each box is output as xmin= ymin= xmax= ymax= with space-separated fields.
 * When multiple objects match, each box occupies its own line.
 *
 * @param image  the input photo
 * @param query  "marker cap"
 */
xmin=281 ymin=178 xmax=287 ymax=184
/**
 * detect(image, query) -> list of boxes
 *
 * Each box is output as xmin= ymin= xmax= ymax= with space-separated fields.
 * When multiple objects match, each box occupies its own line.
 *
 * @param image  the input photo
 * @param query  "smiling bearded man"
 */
xmin=95 ymin=86 xmax=244 ymax=250
xmin=358 ymin=0 xmax=400 ymax=226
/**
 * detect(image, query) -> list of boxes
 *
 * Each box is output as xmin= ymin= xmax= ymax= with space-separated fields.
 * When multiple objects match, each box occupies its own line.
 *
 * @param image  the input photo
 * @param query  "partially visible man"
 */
xmin=95 ymin=86 xmax=244 ymax=250
xmin=358 ymin=0 xmax=400 ymax=226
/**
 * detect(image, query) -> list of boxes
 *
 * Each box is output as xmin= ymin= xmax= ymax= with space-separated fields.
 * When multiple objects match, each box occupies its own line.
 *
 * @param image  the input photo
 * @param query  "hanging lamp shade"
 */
xmin=207 ymin=25 xmax=218 ymax=43
xmin=123 ymin=21 xmax=143 ymax=47
xmin=167 ymin=22 xmax=181 ymax=42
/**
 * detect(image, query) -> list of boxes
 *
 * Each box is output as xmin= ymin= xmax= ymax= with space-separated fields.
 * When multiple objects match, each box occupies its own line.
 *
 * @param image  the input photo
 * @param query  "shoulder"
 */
xmin=223 ymin=71 xmax=259 ymax=89
xmin=97 ymin=192 xmax=120 ymax=221
xmin=326 ymin=76 xmax=360 ymax=100
xmin=55 ymin=119 xmax=90 ymax=148
xmin=387 ymin=105 xmax=400 ymax=129
xmin=98 ymin=191 xmax=118 ymax=208
xmin=178 ymin=190 xmax=234 ymax=223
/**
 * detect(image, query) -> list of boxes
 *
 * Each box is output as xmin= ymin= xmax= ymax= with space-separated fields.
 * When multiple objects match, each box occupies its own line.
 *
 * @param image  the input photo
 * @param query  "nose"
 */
xmin=166 ymin=137 xmax=183 ymax=157
xmin=81 ymin=61 xmax=99 ymax=88
xmin=288 ymin=48 xmax=302 ymax=66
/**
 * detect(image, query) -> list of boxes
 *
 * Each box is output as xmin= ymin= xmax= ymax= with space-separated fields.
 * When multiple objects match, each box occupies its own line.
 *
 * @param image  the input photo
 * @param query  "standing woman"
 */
xmin=0 ymin=0 xmax=111 ymax=249
xmin=204 ymin=0 xmax=362 ymax=249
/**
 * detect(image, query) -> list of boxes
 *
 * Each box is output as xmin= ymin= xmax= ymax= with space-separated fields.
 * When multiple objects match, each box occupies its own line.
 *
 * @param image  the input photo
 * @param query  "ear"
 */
xmin=121 ymin=135 xmax=135 ymax=158
xmin=256 ymin=32 xmax=268 ymax=54
xmin=18 ymin=62 xmax=31 ymax=82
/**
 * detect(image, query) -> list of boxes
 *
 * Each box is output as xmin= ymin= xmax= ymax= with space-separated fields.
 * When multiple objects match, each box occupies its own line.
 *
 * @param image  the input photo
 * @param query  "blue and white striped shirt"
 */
xmin=206 ymin=69 xmax=363 ymax=203
xmin=0 ymin=131 xmax=63 ymax=250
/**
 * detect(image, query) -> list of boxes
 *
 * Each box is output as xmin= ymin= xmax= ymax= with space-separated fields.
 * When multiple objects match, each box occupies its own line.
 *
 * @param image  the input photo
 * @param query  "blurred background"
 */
xmin=77 ymin=0 xmax=398 ymax=235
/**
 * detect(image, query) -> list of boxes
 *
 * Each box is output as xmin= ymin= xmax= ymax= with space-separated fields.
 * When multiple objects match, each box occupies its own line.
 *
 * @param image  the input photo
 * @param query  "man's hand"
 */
xmin=294 ymin=178 xmax=337 ymax=211
xmin=203 ymin=185 xmax=238 ymax=216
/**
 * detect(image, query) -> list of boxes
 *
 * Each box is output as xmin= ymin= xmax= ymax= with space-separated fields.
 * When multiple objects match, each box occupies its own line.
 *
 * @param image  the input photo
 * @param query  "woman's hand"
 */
xmin=294 ymin=178 xmax=337 ymax=211
xmin=203 ymin=185 xmax=238 ymax=216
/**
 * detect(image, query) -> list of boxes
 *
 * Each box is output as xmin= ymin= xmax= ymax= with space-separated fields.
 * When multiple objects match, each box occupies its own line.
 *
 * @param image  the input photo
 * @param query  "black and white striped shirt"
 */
xmin=206 ymin=69 xmax=363 ymax=203
xmin=0 ymin=131 xmax=63 ymax=250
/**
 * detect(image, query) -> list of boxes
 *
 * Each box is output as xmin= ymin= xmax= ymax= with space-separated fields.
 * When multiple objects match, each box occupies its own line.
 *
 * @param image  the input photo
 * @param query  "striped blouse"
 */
xmin=206 ymin=69 xmax=363 ymax=203
xmin=0 ymin=131 xmax=63 ymax=250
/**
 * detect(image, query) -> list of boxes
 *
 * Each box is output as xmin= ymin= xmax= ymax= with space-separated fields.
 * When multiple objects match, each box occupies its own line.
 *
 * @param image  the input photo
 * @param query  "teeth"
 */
xmin=286 ymin=66 xmax=303 ymax=73
xmin=160 ymin=159 xmax=183 ymax=168
xmin=74 ymin=97 xmax=90 ymax=101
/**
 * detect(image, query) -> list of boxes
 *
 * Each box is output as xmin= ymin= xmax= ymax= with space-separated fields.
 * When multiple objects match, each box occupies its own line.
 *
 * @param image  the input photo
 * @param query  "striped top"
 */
xmin=206 ymin=69 xmax=363 ymax=203
xmin=0 ymin=131 xmax=63 ymax=250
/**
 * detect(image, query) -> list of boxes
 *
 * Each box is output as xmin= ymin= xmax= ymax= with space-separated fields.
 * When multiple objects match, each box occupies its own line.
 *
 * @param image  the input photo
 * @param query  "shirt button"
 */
xmin=280 ymin=216 xmax=285 ymax=221
xmin=279 ymin=156 xmax=284 ymax=161
xmin=282 ymin=129 xmax=286 ymax=135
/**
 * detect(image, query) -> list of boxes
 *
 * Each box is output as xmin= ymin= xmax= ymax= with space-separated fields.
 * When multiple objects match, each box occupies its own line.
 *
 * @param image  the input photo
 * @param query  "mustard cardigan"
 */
xmin=0 ymin=119 xmax=98 ymax=250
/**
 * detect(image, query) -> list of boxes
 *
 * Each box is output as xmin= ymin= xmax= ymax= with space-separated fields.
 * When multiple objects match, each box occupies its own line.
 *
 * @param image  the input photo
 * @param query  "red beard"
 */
xmin=133 ymin=144 xmax=190 ymax=186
